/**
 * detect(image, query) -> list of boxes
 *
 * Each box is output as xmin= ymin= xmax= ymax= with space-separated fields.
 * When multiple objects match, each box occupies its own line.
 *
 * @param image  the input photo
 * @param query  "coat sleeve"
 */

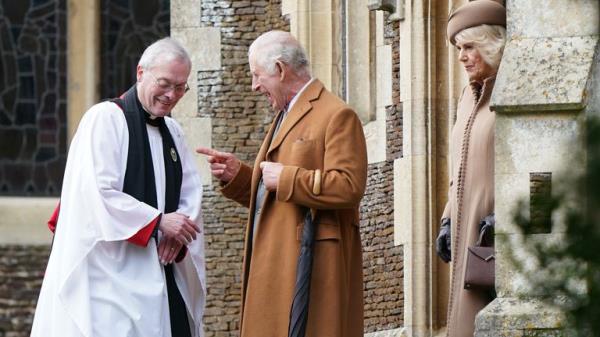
xmin=221 ymin=162 xmax=254 ymax=208
xmin=127 ymin=216 xmax=160 ymax=246
xmin=276 ymin=107 xmax=367 ymax=209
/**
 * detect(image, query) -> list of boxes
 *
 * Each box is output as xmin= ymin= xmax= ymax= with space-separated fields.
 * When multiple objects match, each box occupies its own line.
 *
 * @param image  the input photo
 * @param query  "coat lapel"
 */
xmin=266 ymin=80 xmax=324 ymax=160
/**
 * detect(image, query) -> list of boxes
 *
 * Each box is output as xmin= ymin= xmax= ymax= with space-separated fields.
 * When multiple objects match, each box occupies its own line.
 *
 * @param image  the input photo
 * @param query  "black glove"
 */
xmin=478 ymin=214 xmax=495 ymax=247
xmin=436 ymin=218 xmax=452 ymax=263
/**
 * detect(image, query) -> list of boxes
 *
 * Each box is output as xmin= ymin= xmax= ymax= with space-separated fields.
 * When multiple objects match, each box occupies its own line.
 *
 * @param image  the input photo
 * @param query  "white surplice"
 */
xmin=30 ymin=101 xmax=206 ymax=337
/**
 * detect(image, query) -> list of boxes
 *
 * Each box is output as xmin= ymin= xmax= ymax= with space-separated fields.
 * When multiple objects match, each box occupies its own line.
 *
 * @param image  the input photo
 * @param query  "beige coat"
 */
xmin=443 ymin=77 xmax=496 ymax=337
xmin=222 ymin=79 xmax=367 ymax=337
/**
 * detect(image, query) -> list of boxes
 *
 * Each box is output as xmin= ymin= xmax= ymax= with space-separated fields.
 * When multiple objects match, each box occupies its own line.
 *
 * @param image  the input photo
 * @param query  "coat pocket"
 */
xmin=296 ymin=222 xmax=341 ymax=241
xmin=287 ymin=139 xmax=317 ymax=168
xmin=291 ymin=138 xmax=315 ymax=149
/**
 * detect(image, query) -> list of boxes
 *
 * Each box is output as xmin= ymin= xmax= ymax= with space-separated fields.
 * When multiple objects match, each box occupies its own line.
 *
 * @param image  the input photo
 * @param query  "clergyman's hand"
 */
xmin=259 ymin=161 xmax=283 ymax=191
xmin=196 ymin=147 xmax=241 ymax=183
xmin=159 ymin=212 xmax=200 ymax=245
xmin=157 ymin=236 xmax=183 ymax=265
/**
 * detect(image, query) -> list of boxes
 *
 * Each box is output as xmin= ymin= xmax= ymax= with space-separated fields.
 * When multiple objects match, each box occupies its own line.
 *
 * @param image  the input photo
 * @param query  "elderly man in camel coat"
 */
xmin=197 ymin=30 xmax=367 ymax=337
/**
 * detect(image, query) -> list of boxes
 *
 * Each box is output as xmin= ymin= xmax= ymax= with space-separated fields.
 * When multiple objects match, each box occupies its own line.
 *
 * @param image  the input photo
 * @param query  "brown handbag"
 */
xmin=464 ymin=219 xmax=495 ymax=290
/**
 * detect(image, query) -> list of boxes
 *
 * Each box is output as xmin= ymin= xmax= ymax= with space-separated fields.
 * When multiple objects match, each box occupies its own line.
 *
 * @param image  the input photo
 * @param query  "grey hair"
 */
xmin=138 ymin=37 xmax=191 ymax=69
xmin=455 ymin=24 xmax=506 ymax=71
xmin=249 ymin=30 xmax=311 ymax=77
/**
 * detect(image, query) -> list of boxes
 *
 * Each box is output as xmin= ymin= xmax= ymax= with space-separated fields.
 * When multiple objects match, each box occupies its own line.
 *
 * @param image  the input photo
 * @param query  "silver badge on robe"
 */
xmin=170 ymin=148 xmax=178 ymax=162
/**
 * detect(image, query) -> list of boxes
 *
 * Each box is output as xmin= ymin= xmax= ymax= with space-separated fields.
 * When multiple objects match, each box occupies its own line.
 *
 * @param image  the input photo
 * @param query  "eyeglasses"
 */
xmin=145 ymin=70 xmax=190 ymax=95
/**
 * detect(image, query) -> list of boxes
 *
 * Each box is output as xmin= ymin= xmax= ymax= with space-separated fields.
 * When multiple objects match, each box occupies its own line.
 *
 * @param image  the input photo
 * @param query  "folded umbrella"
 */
xmin=288 ymin=209 xmax=317 ymax=337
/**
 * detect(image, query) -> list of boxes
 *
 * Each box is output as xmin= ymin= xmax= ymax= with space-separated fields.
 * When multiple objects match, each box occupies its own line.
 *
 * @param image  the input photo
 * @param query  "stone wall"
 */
xmin=198 ymin=1 xmax=289 ymax=336
xmin=475 ymin=0 xmax=599 ymax=335
xmin=0 ymin=245 xmax=49 ymax=337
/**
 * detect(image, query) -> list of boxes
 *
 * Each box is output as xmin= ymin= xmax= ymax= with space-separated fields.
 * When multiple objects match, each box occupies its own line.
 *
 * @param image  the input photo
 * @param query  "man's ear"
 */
xmin=275 ymin=61 xmax=286 ymax=81
xmin=136 ymin=65 xmax=144 ymax=82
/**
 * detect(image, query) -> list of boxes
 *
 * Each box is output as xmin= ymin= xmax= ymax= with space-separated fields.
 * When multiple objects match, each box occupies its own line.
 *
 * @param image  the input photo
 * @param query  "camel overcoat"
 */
xmin=442 ymin=77 xmax=496 ymax=337
xmin=221 ymin=79 xmax=367 ymax=337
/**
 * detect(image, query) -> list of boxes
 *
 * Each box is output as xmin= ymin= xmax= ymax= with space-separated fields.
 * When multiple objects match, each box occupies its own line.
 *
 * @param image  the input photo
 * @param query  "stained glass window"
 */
xmin=100 ymin=0 xmax=170 ymax=98
xmin=0 ymin=0 xmax=67 ymax=196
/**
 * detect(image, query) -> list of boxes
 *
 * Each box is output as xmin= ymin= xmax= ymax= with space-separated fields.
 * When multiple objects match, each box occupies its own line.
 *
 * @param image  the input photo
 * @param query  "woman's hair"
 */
xmin=138 ymin=37 xmax=191 ymax=70
xmin=249 ymin=30 xmax=311 ymax=77
xmin=455 ymin=24 xmax=506 ymax=71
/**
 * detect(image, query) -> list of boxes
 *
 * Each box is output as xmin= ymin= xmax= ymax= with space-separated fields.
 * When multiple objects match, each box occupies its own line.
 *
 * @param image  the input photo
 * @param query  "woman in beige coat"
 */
xmin=436 ymin=1 xmax=507 ymax=336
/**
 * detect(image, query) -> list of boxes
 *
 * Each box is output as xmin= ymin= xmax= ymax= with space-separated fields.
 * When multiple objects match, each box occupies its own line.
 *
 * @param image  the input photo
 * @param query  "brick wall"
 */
xmin=385 ymin=13 xmax=402 ymax=160
xmin=361 ymin=161 xmax=404 ymax=332
xmin=0 ymin=245 xmax=49 ymax=337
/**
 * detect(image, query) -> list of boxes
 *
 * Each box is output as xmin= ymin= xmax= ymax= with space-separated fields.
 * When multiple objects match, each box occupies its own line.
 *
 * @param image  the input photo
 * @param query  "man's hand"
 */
xmin=159 ymin=212 xmax=200 ymax=245
xmin=196 ymin=147 xmax=241 ymax=183
xmin=260 ymin=161 xmax=283 ymax=191
xmin=157 ymin=236 xmax=184 ymax=265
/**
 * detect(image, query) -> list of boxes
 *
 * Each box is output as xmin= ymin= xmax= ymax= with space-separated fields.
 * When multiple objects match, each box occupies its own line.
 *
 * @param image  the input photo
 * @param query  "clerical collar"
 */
xmin=145 ymin=113 xmax=162 ymax=127
xmin=135 ymin=93 xmax=162 ymax=127
xmin=135 ymin=85 xmax=163 ymax=127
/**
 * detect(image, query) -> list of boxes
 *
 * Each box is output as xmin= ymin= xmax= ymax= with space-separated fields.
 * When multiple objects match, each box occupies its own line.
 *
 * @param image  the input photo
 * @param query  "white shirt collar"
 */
xmin=286 ymin=78 xmax=315 ymax=113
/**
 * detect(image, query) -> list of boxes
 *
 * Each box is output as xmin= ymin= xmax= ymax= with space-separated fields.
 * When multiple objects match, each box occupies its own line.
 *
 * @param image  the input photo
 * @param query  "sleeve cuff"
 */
xmin=127 ymin=214 xmax=161 ymax=247
xmin=221 ymin=163 xmax=253 ymax=199
xmin=276 ymin=166 xmax=299 ymax=202
xmin=48 ymin=202 xmax=61 ymax=233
